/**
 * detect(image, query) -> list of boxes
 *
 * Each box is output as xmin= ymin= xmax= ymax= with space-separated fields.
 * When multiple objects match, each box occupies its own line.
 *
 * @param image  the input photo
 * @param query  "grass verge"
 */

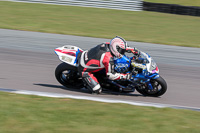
xmin=0 ymin=91 xmax=200 ymax=133
xmin=0 ymin=1 xmax=200 ymax=47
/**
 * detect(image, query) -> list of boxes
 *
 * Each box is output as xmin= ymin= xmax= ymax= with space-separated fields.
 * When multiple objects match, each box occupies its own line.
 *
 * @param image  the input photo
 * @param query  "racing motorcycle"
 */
xmin=54 ymin=45 xmax=167 ymax=97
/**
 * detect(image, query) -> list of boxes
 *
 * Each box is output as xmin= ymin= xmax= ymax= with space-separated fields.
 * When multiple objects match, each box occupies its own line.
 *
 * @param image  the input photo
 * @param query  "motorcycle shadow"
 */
xmin=33 ymin=83 xmax=147 ymax=97
xmin=33 ymin=83 xmax=89 ymax=94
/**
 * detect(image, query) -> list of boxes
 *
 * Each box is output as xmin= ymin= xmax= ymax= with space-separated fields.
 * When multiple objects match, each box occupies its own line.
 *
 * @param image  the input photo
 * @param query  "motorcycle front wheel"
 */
xmin=136 ymin=76 xmax=167 ymax=97
xmin=55 ymin=63 xmax=83 ymax=89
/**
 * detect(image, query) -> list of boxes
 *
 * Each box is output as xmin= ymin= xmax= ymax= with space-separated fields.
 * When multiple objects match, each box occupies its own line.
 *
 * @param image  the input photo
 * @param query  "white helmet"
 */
xmin=110 ymin=36 xmax=127 ymax=58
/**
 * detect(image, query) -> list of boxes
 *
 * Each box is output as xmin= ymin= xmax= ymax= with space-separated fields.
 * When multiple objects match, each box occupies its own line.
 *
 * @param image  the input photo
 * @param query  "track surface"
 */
xmin=1 ymin=29 xmax=200 ymax=108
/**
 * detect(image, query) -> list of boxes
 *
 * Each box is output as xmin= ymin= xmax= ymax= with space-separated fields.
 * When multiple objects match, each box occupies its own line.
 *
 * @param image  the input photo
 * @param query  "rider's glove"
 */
xmin=134 ymin=48 xmax=140 ymax=56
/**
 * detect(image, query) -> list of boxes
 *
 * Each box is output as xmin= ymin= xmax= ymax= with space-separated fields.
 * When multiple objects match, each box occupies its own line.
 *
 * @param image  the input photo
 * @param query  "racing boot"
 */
xmin=93 ymin=85 xmax=102 ymax=94
xmin=82 ymin=72 xmax=102 ymax=94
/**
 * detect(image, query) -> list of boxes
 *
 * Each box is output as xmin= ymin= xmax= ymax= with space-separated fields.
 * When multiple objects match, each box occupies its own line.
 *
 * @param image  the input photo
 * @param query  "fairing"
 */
xmin=55 ymin=45 xmax=83 ymax=66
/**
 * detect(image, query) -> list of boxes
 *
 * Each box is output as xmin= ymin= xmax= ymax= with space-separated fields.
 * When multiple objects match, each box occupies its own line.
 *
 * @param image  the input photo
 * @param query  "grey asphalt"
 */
xmin=1 ymin=29 xmax=200 ymax=108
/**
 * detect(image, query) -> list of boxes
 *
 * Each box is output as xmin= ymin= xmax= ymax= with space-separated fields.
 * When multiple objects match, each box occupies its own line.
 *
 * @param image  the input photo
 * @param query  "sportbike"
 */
xmin=54 ymin=45 xmax=167 ymax=97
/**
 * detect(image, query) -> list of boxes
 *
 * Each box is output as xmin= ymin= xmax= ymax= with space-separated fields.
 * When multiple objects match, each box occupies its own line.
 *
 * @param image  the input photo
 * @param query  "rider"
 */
xmin=78 ymin=36 xmax=138 ymax=94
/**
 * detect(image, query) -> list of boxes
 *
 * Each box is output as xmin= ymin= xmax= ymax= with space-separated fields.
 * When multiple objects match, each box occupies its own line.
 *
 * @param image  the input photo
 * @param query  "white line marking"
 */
xmin=11 ymin=89 xmax=200 ymax=111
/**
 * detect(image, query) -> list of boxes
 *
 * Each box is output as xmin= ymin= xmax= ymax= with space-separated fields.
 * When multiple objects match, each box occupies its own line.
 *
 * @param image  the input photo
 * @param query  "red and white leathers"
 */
xmin=78 ymin=43 xmax=130 ymax=93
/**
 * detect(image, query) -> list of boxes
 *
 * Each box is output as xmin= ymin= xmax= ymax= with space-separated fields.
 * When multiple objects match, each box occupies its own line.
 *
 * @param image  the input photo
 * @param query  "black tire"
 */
xmin=136 ymin=76 xmax=167 ymax=97
xmin=55 ymin=63 xmax=83 ymax=89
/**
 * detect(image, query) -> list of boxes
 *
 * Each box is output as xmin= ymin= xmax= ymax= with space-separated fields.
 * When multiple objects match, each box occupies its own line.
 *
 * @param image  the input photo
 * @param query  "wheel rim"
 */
xmin=136 ymin=77 xmax=167 ymax=97
xmin=146 ymin=80 xmax=161 ymax=94
xmin=60 ymin=70 xmax=70 ymax=82
xmin=60 ymin=70 xmax=82 ymax=87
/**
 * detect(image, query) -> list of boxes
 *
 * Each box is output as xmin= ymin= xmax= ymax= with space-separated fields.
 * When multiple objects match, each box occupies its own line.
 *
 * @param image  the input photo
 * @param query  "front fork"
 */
xmin=145 ymin=73 xmax=160 ymax=90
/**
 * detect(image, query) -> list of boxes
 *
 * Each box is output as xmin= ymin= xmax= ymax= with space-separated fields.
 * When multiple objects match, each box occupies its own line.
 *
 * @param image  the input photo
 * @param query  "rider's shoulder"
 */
xmin=99 ymin=42 xmax=110 ymax=51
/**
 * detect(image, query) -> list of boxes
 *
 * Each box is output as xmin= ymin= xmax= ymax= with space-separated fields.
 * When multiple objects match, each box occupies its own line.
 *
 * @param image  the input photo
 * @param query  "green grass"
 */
xmin=0 ymin=91 xmax=200 ymax=133
xmin=145 ymin=0 xmax=200 ymax=7
xmin=0 ymin=1 xmax=200 ymax=47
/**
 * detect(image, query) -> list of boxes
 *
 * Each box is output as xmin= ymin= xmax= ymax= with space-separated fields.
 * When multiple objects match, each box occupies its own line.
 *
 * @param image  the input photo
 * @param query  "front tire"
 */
xmin=136 ymin=76 xmax=167 ymax=97
xmin=55 ymin=63 xmax=83 ymax=89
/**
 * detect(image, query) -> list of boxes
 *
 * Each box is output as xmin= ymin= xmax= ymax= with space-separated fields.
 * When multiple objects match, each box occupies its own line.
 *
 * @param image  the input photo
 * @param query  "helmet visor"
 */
xmin=117 ymin=46 xmax=126 ymax=55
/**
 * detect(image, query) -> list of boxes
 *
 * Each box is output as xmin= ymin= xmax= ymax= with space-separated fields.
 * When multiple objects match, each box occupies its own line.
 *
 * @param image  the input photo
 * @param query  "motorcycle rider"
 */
xmin=78 ymin=36 xmax=139 ymax=94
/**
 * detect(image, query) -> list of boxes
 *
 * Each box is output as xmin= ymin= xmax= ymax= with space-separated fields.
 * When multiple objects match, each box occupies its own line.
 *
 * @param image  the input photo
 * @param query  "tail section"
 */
xmin=55 ymin=45 xmax=83 ymax=66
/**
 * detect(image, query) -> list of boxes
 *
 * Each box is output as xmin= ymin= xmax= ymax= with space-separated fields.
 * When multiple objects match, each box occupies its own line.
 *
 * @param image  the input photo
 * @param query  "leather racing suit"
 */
xmin=78 ymin=43 xmax=130 ymax=93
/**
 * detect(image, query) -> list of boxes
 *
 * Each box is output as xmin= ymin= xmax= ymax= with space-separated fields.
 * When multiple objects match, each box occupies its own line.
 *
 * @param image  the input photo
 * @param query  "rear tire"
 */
xmin=136 ymin=76 xmax=167 ymax=97
xmin=55 ymin=63 xmax=83 ymax=89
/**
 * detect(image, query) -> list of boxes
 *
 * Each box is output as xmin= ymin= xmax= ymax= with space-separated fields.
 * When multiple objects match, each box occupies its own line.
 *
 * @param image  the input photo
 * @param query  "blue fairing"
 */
xmin=114 ymin=55 xmax=131 ymax=73
xmin=114 ymin=55 xmax=160 ymax=84
xmin=148 ymin=73 xmax=160 ymax=79
xmin=74 ymin=49 xmax=81 ymax=64
xmin=133 ymin=70 xmax=159 ymax=78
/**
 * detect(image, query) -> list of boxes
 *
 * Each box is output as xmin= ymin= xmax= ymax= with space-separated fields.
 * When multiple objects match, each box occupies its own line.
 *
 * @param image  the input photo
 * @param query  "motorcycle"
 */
xmin=54 ymin=45 xmax=167 ymax=97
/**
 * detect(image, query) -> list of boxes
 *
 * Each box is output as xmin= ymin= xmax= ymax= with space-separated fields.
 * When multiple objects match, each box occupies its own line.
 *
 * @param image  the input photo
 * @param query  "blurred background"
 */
xmin=1 ymin=0 xmax=200 ymax=47
xmin=0 ymin=0 xmax=200 ymax=133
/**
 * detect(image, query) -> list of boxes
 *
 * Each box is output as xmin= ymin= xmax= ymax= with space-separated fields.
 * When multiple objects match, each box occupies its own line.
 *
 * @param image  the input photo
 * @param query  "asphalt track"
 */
xmin=0 ymin=29 xmax=200 ymax=110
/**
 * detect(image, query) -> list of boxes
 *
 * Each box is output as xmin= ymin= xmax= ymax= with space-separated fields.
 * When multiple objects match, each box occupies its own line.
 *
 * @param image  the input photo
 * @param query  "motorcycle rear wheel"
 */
xmin=55 ymin=63 xmax=83 ymax=89
xmin=136 ymin=76 xmax=167 ymax=97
